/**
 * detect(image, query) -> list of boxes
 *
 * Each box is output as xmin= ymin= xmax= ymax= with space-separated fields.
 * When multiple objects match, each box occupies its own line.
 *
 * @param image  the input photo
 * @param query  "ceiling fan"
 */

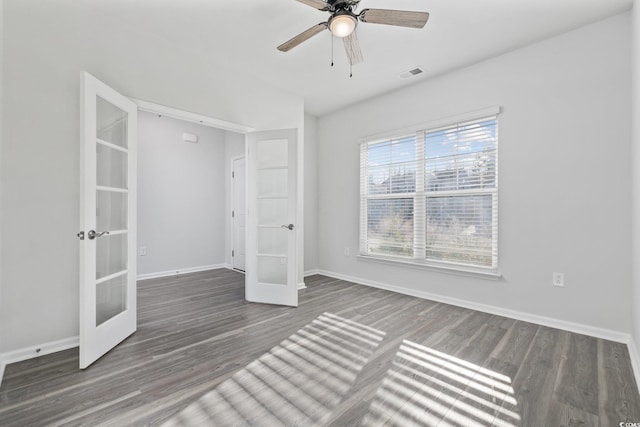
xmin=277 ymin=0 xmax=429 ymax=68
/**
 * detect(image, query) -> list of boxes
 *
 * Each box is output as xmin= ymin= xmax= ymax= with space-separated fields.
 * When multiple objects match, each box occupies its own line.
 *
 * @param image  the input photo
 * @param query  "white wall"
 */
xmin=316 ymin=12 xmax=632 ymax=334
xmin=304 ymin=114 xmax=318 ymax=273
xmin=137 ymin=111 xmax=226 ymax=276
xmin=0 ymin=0 xmax=4 ymax=356
xmin=224 ymin=131 xmax=246 ymax=268
xmin=0 ymin=1 xmax=303 ymax=354
xmin=632 ymin=1 xmax=640 ymax=350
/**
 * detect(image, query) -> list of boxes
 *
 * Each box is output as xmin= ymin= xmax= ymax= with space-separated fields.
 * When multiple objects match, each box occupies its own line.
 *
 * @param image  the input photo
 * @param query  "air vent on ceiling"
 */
xmin=399 ymin=66 xmax=424 ymax=79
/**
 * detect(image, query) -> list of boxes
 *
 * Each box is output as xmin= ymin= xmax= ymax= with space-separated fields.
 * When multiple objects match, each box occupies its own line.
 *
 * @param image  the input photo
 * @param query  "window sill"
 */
xmin=357 ymin=254 xmax=502 ymax=281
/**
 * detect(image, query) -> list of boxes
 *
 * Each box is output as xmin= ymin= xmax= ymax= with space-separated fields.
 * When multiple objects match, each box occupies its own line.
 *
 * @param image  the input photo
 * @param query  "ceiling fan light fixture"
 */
xmin=329 ymin=13 xmax=357 ymax=37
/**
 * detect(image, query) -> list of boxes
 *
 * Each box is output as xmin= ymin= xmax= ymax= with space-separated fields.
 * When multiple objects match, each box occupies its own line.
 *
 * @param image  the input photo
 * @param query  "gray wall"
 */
xmin=633 ymin=1 xmax=640 ymax=348
xmin=0 ymin=0 xmax=4 ymax=355
xmin=0 ymin=1 xmax=303 ymax=354
xmin=0 ymin=0 xmax=5 ymax=358
xmin=316 ymin=12 xmax=632 ymax=333
xmin=137 ymin=111 xmax=226 ymax=275
xmin=304 ymin=114 xmax=318 ymax=273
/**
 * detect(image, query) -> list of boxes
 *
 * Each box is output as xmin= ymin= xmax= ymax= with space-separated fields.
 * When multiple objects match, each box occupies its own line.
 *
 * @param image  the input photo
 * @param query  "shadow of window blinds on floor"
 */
xmin=362 ymin=339 xmax=519 ymax=427
xmin=162 ymin=312 xmax=386 ymax=426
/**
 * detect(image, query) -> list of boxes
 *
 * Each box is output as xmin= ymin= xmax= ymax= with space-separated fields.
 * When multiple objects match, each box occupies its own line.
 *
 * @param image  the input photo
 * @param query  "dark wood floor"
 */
xmin=1 ymin=269 xmax=639 ymax=426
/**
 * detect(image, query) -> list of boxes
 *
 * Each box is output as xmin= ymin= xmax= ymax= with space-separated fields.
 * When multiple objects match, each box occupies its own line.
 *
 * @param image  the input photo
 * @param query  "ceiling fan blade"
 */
xmin=343 ymin=31 xmax=363 ymax=66
xmin=359 ymin=9 xmax=430 ymax=29
xmin=296 ymin=0 xmax=329 ymax=11
xmin=277 ymin=23 xmax=327 ymax=52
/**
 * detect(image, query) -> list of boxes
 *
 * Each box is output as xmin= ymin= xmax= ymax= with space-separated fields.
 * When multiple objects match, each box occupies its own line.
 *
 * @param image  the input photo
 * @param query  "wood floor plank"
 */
xmin=498 ymin=326 xmax=569 ymax=426
xmin=598 ymin=340 xmax=640 ymax=425
xmin=327 ymin=303 xmax=474 ymax=426
xmin=0 ymin=270 xmax=638 ymax=427
xmin=553 ymin=333 xmax=599 ymax=415
xmin=465 ymin=320 xmax=539 ymax=426
xmin=546 ymin=402 xmax=599 ymax=427
xmin=384 ymin=313 xmax=510 ymax=426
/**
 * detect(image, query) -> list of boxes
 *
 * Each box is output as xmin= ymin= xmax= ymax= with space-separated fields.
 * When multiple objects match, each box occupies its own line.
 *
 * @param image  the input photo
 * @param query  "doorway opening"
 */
xmin=135 ymin=103 xmax=248 ymax=281
xmin=231 ymin=156 xmax=246 ymax=272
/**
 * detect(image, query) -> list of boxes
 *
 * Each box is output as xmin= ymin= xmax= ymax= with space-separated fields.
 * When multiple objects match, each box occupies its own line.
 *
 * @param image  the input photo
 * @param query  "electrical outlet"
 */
xmin=139 ymin=246 xmax=147 ymax=256
xmin=552 ymin=272 xmax=564 ymax=287
xmin=344 ymin=247 xmax=350 ymax=256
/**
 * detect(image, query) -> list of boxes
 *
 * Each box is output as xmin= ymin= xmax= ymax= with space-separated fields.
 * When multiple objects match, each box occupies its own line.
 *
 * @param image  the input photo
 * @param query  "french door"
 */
xmin=246 ymin=129 xmax=298 ymax=307
xmin=78 ymin=72 xmax=137 ymax=369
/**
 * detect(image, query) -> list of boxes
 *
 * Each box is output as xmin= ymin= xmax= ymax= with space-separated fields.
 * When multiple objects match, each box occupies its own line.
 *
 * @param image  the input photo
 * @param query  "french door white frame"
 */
xmin=79 ymin=72 xmax=138 ymax=369
xmin=245 ymin=129 xmax=299 ymax=307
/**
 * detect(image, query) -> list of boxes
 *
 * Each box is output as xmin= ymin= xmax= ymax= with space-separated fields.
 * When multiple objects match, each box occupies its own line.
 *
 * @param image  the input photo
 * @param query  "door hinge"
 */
xmin=232 ymin=250 xmax=235 ymax=257
xmin=232 ymin=171 xmax=235 ymax=178
xmin=232 ymin=210 xmax=235 ymax=218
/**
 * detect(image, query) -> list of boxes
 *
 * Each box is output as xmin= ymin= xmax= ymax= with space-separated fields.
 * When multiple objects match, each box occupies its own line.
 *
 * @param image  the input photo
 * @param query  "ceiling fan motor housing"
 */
xmin=326 ymin=0 xmax=360 ymax=12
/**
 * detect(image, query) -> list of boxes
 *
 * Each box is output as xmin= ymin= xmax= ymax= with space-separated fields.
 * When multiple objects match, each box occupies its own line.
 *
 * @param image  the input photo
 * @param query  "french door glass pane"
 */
xmin=257 ymin=228 xmax=287 ymax=255
xmin=96 ymin=96 xmax=128 ymax=148
xmin=97 ymin=145 xmax=128 ymax=189
xmin=96 ymin=233 xmax=128 ymax=280
xmin=257 ymin=256 xmax=287 ymax=285
xmin=255 ymin=138 xmax=290 ymax=287
xmin=96 ymin=273 xmax=127 ymax=326
xmin=97 ymin=190 xmax=127 ymax=231
xmin=257 ymin=169 xmax=287 ymax=198
xmin=257 ymin=139 xmax=287 ymax=168
xmin=257 ymin=198 xmax=287 ymax=225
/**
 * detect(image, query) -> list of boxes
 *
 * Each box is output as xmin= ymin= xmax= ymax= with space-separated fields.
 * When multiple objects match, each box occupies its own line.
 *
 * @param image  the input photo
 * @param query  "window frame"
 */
xmin=359 ymin=107 xmax=501 ymax=276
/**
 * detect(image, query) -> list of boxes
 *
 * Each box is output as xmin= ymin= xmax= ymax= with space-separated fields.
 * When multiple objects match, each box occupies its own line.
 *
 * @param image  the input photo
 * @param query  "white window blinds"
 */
xmin=360 ymin=135 xmax=417 ymax=257
xmin=360 ymin=115 xmax=498 ymax=272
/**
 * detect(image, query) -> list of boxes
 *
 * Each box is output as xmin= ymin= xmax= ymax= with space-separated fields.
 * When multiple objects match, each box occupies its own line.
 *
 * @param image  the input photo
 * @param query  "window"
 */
xmin=360 ymin=113 xmax=498 ymax=273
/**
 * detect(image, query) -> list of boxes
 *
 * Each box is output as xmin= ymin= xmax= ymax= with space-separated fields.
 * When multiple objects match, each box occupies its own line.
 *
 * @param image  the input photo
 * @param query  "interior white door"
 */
xmin=232 ymin=156 xmax=246 ymax=272
xmin=78 ymin=72 xmax=138 ymax=369
xmin=246 ymin=129 xmax=298 ymax=307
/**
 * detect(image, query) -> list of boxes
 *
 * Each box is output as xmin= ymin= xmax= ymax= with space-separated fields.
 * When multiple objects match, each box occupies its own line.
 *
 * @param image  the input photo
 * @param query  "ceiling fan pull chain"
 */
xmin=350 ymin=62 xmax=353 ymax=78
xmin=331 ymin=34 xmax=334 ymax=67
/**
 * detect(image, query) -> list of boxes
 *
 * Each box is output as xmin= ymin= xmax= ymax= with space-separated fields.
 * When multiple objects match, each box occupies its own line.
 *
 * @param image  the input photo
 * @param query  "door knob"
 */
xmin=87 ymin=230 xmax=110 ymax=240
xmin=281 ymin=224 xmax=294 ymax=231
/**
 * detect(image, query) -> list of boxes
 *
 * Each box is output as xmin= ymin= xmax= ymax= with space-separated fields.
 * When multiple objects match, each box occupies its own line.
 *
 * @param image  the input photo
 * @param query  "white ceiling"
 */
xmin=100 ymin=0 xmax=632 ymax=116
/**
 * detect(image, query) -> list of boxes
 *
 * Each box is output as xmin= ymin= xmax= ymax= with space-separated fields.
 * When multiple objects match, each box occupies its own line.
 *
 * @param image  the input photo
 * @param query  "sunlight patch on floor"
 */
xmin=162 ymin=312 xmax=385 ymax=426
xmin=362 ymin=339 xmax=519 ymax=427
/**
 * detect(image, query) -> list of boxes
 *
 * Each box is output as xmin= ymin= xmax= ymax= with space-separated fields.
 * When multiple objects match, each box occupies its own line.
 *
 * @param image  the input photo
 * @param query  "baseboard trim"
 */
xmin=298 ymin=282 xmax=307 ymax=290
xmin=314 ymin=269 xmax=631 ymax=344
xmin=628 ymin=336 xmax=640 ymax=391
xmin=0 ymin=362 xmax=5 ymax=388
xmin=304 ymin=269 xmax=320 ymax=277
xmin=0 ymin=336 xmax=79 ymax=387
xmin=137 ymin=264 xmax=227 ymax=281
